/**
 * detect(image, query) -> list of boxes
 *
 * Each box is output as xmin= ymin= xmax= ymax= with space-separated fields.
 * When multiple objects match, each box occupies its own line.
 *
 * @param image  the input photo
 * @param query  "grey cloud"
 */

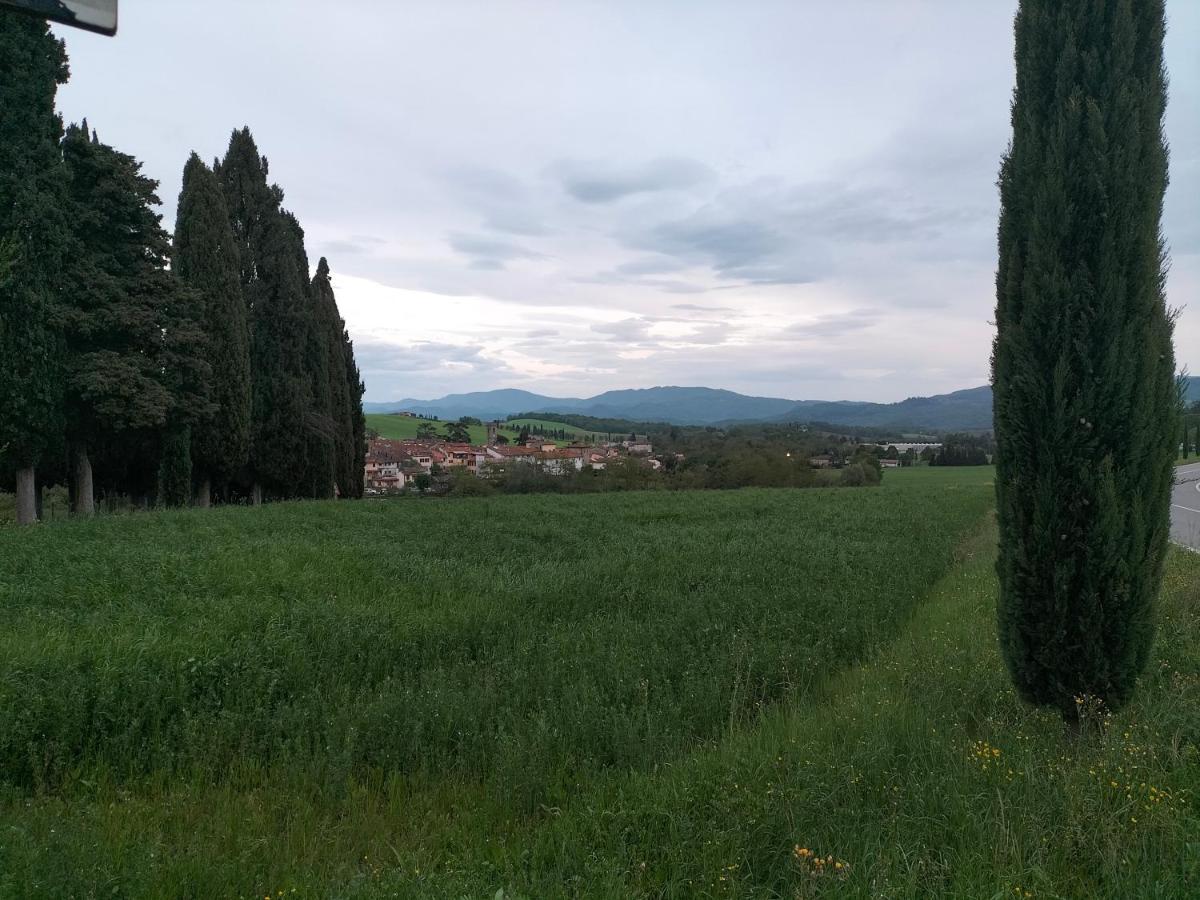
xmin=526 ymin=328 xmax=559 ymax=338
xmin=482 ymin=209 xmax=547 ymax=236
xmin=683 ymin=322 xmax=735 ymax=345
xmin=320 ymin=234 xmax=387 ymax=256
xmin=672 ymin=303 xmax=736 ymax=313
xmin=443 ymin=165 xmax=525 ymax=198
xmin=591 ymin=318 xmax=652 ymax=342
xmin=621 ymin=176 xmax=993 ymax=285
xmin=614 ymin=256 xmax=690 ymax=276
xmin=352 ymin=337 xmax=510 ymax=376
xmin=448 ymin=232 xmax=547 ymax=269
xmin=574 ymin=268 xmax=710 ymax=294
xmin=441 ymin=166 xmax=548 ymax=236
xmin=781 ymin=309 xmax=881 ymax=340
xmin=557 ymin=156 xmax=714 ymax=203
xmin=634 ymin=214 xmax=822 ymax=285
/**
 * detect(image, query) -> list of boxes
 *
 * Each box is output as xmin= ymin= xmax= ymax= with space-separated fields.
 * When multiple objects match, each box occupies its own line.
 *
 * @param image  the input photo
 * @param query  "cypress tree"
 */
xmin=312 ymin=257 xmax=358 ymax=497
xmin=284 ymin=211 xmax=335 ymax=499
xmin=992 ymin=0 xmax=1178 ymax=722
xmin=157 ymin=424 xmax=192 ymax=507
xmin=173 ymin=152 xmax=251 ymax=505
xmin=216 ymin=129 xmax=309 ymax=501
xmin=61 ymin=124 xmax=207 ymax=514
xmin=343 ymin=327 xmax=366 ymax=498
xmin=0 ymin=12 xmax=69 ymax=524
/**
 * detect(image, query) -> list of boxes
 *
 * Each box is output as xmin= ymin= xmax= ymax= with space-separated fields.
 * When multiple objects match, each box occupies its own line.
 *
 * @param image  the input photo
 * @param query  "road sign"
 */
xmin=0 ymin=0 xmax=117 ymax=36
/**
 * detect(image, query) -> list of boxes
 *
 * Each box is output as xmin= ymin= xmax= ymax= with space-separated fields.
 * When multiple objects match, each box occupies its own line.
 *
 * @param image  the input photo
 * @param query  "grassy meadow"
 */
xmin=363 ymin=413 xmax=605 ymax=446
xmin=504 ymin=418 xmax=621 ymax=444
xmin=1 ymin=466 xmax=1197 ymax=897
xmin=363 ymin=414 xmax=490 ymax=444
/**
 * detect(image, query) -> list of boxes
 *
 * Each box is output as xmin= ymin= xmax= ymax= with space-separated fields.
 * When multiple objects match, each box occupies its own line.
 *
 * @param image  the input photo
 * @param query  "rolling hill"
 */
xmin=363 ymin=376 xmax=1199 ymax=432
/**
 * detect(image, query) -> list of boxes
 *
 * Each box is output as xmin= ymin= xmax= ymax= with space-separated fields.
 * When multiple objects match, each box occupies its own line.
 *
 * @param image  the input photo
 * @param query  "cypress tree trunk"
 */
xmin=194 ymin=475 xmax=212 ymax=508
xmin=251 ymin=483 xmax=263 ymax=506
xmin=72 ymin=446 xmax=95 ymax=516
xmin=993 ymin=0 xmax=1177 ymax=721
xmin=14 ymin=467 xmax=37 ymax=525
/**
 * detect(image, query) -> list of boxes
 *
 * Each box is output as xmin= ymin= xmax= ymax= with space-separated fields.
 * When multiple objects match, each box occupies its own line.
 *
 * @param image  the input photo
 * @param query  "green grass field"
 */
xmin=364 ymin=413 xmax=605 ymax=446
xmin=2 ymin=466 xmax=1198 ymax=897
xmin=364 ymin=413 xmax=490 ymax=444
xmin=504 ymin=417 xmax=621 ymax=444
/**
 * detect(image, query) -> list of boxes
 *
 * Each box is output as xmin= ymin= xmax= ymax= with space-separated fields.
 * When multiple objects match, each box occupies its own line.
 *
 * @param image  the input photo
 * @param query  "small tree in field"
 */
xmin=992 ymin=0 xmax=1178 ymax=725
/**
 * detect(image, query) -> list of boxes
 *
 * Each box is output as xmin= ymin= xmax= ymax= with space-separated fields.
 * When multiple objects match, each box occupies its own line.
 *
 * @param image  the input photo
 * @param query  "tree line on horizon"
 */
xmin=0 ymin=12 xmax=365 ymax=524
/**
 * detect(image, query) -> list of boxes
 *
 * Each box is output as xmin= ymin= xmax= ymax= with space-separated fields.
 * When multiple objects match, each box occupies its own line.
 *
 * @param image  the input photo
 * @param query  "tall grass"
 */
xmin=0 ymin=472 xmax=997 ymax=896
xmin=445 ymin=523 xmax=1198 ymax=899
xmin=0 ymin=474 xmax=991 ymax=798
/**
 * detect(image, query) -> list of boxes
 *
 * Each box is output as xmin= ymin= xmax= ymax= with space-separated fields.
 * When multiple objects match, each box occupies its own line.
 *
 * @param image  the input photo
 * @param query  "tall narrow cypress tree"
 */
xmin=173 ymin=152 xmax=251 ymax=505
xmin=0 ymin=12 xmax=69 ymax=524
xmin=216 ymin=129 xmax=310 ymax=501
xmin=343 ymin=327 xmax=366 ymax=499
xmin=992 ymin=0 xmax=1178 ymax=721
xmin=284 ymin=211 xmax=335 ymax=499
xmin=312 ymin=258 xmax=357 ymax=497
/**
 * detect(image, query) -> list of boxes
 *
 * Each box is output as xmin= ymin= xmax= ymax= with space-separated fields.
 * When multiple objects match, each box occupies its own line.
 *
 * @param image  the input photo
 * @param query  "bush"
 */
xmin=447 ymin=469 xmax=494 ymax=497
xmin=839 ymin=462 xmax=881 ymax=487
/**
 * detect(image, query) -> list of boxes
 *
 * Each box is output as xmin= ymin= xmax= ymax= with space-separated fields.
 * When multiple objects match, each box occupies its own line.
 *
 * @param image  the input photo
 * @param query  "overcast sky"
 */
xmin=54 ymin=0 xmax=1199 ymax=403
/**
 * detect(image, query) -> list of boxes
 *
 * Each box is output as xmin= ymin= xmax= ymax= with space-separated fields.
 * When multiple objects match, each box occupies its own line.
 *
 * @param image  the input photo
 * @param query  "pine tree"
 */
xmin=992 ymin=0 xmax=1178 ymax=722
xmin=173 ymin=152 xmax=251 ymax=505
xmin=216 ymin=129 xmax=309 ymax=501
xmin=61 ymin=124 xmax=209 ymax=514
xmin=0 ymin=12 xmax=69 ymax=524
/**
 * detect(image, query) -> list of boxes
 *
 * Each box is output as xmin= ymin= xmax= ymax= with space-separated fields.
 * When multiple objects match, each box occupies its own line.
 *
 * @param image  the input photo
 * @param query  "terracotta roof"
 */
xmin=488 ymin=446 xmax=536 ymax=457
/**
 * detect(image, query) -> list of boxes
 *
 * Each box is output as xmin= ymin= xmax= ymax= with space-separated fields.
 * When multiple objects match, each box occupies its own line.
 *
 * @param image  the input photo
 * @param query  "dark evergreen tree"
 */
xmin=158 ymin=424 xmax=192 ymax=507
xmin=992 ymin=0 xmax=1178 ymax=721
xmin=0 ymin=12 xmax=69 ymax=524
xmin=312 ymin=258 xmax=358 ymax=497
xmin=173 ymin=152 xmax=251 ymax=505
xmin=444 ymin=421 xmax=471 ymax=443
xmin=61 ymin=124 xmax=210 ymax=514
xmin=216 ymin=128 xmax=309 ymax=501
xmin=284 ymin=211 xmax=335 ymax=499
xmin=343 ymin=328 xmax=366 ymax=498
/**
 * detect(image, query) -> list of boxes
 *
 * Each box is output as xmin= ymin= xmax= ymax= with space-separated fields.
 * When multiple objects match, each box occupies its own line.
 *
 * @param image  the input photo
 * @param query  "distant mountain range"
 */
xmin=364 ymin=377 xmax=1200 ymax=432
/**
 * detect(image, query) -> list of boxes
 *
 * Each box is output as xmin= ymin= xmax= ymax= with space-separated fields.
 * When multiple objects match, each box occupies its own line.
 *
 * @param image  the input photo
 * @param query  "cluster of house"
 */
xmin=808 ymin=442 xmax=943 ymax=470
xmin=364 ymin=425 xmax=656 ymax=492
